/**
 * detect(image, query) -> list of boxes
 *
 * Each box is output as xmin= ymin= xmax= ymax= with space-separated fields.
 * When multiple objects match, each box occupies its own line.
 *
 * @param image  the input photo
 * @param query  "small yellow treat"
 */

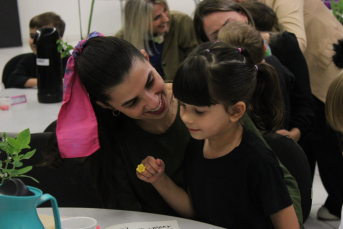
xmin=136 ymin=164 xmax=146 ymax=173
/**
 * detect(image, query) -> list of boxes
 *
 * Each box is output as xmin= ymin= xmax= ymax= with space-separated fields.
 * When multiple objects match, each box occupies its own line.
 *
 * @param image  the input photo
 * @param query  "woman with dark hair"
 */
xmin=137 ymin=41 xmax=299 ymax=228
xmin=47 ymin=32 xmax=302 ymax=222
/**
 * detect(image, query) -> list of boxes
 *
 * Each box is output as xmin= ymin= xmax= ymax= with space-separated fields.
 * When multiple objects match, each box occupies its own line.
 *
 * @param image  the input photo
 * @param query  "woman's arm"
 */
xmin=137 ymin=157 xmax=195 ymax=218
xmin=270 ymin=205 xmax=300 ymax=229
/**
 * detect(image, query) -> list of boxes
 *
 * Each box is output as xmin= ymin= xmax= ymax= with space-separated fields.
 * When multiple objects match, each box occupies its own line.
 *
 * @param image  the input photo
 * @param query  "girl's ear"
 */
xmin=228 ymin=101 xmax=246 ymax=122
xmin=140 ymin=49 xmax=150 ymax=62
xmin=96 ymin=101 xmax=111 ymax=109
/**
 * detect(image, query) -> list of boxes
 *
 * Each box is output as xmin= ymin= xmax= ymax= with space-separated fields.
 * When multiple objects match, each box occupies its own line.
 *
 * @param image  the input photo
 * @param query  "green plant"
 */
xmin=56 ymin=0 xmax=96 ymax=57
xmin=0 ymin=129 xmax=38 ymax=184
xmin=57 ymin=39 xmax=74 ymax=58
xmin=332 ymin=0 xmax=343 ymax=24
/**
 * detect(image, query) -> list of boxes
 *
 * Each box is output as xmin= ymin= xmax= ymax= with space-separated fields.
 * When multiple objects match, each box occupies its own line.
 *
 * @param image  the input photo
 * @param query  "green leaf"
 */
xmin=57 ymin=45 xmax=63 ymax=52
xmin=21 ymin=149 xmax=36 ymax=160
xmin=13 ymin=161 xmax=23 ymax=167
xmin=67 ymin=45 xmax=74 ymax=50
xmin=17 ymin=175 xmax=39 ymax=183
xmin=7 ymin=137 xmax=19 ymax=148
xmin=0 ymin=161 xmax=2 ymax=169
xmin=61 ymin=52 xmax=66 ymax=58
xmin=15 ymin=128 xmax=31 ymax=150
xmin=13 ymin=166 xmax=32 ymax=175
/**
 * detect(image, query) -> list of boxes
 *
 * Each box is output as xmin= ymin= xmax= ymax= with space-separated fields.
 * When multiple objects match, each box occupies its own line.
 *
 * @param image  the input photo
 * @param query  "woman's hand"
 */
xmin=136 ymin=156 xmax=165 ymax=184
xmin=276 ymin=128 xmax=301 ymax=142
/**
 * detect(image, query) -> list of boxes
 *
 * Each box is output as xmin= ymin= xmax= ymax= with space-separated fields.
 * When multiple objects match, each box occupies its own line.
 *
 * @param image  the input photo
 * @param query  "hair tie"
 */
xmin=56 ymin=31 xmax=104 ymax=158
xmin=255 ymin=65 xmax=258 ymax=71
xmin=205 ymin=49 xmax=210 ymax=53
xmin=216 ymin=40 xmax=220 ymax=42
xmin=238 ymin=48 xmax=242 ymax=53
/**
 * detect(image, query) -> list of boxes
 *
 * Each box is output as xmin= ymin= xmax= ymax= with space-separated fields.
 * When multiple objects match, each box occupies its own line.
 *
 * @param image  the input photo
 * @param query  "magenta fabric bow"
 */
xmin=56 ymin=32 xmax=104 ymax=158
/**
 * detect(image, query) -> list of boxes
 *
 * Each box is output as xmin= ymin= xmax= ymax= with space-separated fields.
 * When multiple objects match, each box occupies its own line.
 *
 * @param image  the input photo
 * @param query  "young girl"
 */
xmin=137 ymin=41 xmax=299 ymax=228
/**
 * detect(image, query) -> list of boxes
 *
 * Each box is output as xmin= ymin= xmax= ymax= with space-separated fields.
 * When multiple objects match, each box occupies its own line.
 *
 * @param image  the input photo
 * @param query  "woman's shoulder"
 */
xmin=114 ymin=29 xmax=123 ymax=38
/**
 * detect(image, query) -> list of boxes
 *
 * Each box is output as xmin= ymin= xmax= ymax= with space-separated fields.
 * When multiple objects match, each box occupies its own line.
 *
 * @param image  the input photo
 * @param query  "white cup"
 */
xmin=61 ymin=217 xmax=97 ymax=229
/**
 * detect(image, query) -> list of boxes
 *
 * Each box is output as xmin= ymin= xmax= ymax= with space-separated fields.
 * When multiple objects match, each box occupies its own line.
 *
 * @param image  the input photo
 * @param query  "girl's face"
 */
xmin=152 ymin=3 xmax=169 ymax=35
xmin=103 ymin=59 xmax=170 ymax=121
xmin=180 ymin=102 xmax=237 ymax=140
xmin=203 ymin=11 xmax=248 ymax=41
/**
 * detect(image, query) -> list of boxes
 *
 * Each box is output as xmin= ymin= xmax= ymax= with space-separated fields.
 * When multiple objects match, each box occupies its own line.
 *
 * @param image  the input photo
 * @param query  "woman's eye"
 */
xmin=128 ymin=99 xmax=139 ymax=108
xmin=147 ymin=79 xmax=155 ymax=89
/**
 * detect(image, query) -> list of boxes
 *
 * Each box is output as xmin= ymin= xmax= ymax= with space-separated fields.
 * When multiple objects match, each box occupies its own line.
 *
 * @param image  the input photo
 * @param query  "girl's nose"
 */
xmin=180 ymin=111 xmax=194 ymax=124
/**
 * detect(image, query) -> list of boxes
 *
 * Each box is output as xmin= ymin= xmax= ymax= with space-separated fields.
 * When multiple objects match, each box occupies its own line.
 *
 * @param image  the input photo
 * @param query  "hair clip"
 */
xmin=216 ymin=40 xmax=220 ymax=42
xmin=255 ymin=65 xmax=258 ymax=71
xmin=205 ymin=49 xmax=210 ymax=53
xmin=238 ymin=48 xmax=242 ymax=53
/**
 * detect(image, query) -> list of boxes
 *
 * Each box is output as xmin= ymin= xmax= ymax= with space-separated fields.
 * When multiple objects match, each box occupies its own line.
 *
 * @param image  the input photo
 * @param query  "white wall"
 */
xmin=17 ymin=0 xmax=197 ymax=46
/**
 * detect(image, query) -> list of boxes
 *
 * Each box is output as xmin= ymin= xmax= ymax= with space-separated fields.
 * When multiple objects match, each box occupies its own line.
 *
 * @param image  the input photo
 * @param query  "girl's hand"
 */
xmin=136 ymin=156 xmax=165 ymax=184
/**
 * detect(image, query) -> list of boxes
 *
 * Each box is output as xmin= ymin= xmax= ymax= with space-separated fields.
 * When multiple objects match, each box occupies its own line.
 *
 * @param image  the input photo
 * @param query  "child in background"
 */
xmin=137 ymin=41 xmax=299 ymax=228
xmin=328 ymin=40 xmax=343 ymax=226
xmin=7 ymin=12 xmax=65 ymax=88
xmin=218 ymin=21 xmax=315 ymax=143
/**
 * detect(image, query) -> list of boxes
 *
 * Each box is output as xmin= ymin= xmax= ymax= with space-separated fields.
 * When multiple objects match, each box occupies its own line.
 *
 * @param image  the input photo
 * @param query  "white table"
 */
xmin=37 ymin=208 xmax=224 ymax=229
xmin=0 ymin=88 xmax=62 ymax=137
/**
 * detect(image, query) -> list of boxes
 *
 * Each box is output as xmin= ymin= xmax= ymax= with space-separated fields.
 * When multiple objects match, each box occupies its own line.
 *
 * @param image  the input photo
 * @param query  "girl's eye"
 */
xmin=180 ymin=103 xmax=185 ymax=107
xmin=195 ymin=109 xmax=205 ymax=115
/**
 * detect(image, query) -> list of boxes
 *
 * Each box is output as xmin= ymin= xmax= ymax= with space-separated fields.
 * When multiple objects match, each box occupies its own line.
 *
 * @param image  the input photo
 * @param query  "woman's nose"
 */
xmin=145 ymin=93 xmax=160 ymax=110
xmin=162 ymin=13 xmax=169 ymax=23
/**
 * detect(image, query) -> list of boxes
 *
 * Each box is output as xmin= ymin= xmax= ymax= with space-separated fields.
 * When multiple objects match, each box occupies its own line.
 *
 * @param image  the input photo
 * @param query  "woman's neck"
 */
xmin=203 ymin=123 xmax=243 ymax=159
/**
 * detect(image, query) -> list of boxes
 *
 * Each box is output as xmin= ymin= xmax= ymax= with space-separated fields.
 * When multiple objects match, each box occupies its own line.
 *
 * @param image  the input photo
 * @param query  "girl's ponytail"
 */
xmin=249 ymin=62 xmax=284 ymax=133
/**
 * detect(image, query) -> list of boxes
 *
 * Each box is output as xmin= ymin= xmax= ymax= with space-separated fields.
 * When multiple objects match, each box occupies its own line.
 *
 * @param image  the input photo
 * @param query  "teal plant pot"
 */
xmin=0 ymin=185 xmax=61 ymax=229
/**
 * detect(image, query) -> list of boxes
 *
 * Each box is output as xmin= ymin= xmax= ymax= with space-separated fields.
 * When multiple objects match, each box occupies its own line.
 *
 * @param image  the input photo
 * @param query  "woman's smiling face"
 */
xmin=104 ymin=58 xmax=170 ymax=121
xmin=152 ymin=3 xmax=170 ymax=35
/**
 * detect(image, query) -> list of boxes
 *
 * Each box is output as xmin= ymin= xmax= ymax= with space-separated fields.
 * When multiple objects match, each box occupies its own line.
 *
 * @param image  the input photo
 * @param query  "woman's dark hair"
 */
xmin=193 ymin=0 xmax=255 ymax=43
xmin=45 ymin=36 xmax=146 ymax=208
xmin=173 ymin=41 xmax=284 ymax=133
xmin=240 ymin=1 xmax=278 ymax=32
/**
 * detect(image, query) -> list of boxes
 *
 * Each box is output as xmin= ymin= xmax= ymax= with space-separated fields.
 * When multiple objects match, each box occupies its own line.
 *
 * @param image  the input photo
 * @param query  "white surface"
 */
xmin=37 ymin=208 xmax=224 ymax=229
xmin=0 ymin=88 xmax=61 ymax=136
xmin=106 ymin=220 xmax=180 ymax=229
xmin=61 ymin=217 xmax=97 ymax=229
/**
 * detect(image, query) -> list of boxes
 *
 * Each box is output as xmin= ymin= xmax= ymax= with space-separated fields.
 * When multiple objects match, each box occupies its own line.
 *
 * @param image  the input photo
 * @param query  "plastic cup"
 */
xmin=0 ymin=96 xmax=11 ymax=110
xmin=61 ymin=217 xmax=97 ymax=229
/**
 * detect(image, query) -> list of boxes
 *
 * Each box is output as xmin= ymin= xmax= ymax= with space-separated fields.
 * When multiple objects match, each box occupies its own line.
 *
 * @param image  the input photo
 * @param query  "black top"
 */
xmin=8 ymin=53 xmax=36 ymax=88
xmin=269 ymin=31 xmax=316 ymax=138
xmin=185 ymin=128 xmax=293 ymax=228
xmin=7 ymin=53 xmax=68 ymax=88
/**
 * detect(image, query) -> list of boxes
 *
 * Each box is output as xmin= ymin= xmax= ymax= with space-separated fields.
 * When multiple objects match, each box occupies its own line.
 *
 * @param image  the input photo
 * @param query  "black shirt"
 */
xmin=185 ymin=128 xmax=293 ymax=228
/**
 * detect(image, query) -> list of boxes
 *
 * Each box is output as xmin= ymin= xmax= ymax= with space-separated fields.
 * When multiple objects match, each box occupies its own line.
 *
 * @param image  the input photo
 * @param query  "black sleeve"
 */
xmin=7 ymin=53 xmax=37 ymax=88
xmin=270 ymin=32 xmax=316 ymax=138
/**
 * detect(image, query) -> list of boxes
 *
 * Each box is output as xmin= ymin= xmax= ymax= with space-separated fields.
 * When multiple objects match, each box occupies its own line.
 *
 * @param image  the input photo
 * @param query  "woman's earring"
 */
xmin=113 ymin=109 xmax=120 ymax=116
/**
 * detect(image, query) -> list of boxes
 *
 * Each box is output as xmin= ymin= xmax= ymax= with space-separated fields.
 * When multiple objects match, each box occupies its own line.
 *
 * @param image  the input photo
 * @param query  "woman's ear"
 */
xmin=240 ymin=11 xmax=248 ymax=23
xmin=228 ymin=101 xmax=246 ymax=122
xmin=96 ymin=101 xmax=111 ymax=109
xmin=140 ymin=49 xmax=150 ymax=62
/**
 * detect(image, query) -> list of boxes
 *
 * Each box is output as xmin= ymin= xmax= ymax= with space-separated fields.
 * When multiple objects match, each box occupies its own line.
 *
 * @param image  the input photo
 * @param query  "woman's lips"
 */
xmin=188 ymin=128 xmax=200 ymax=133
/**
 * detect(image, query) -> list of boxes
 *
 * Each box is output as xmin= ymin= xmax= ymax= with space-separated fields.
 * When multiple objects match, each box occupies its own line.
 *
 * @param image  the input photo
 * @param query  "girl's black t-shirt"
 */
xmin=185 ymin=128 xmax=293 ymax=229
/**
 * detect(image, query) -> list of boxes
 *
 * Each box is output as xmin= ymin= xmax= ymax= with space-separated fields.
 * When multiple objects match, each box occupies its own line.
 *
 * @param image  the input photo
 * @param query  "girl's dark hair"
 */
xmin=45 ymin=36 xmax=146 ymax=208
xmin=173 ymin=41 xmax=284 ymax=133
xmin=193 ymin=0 xmax=255 ymax=43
